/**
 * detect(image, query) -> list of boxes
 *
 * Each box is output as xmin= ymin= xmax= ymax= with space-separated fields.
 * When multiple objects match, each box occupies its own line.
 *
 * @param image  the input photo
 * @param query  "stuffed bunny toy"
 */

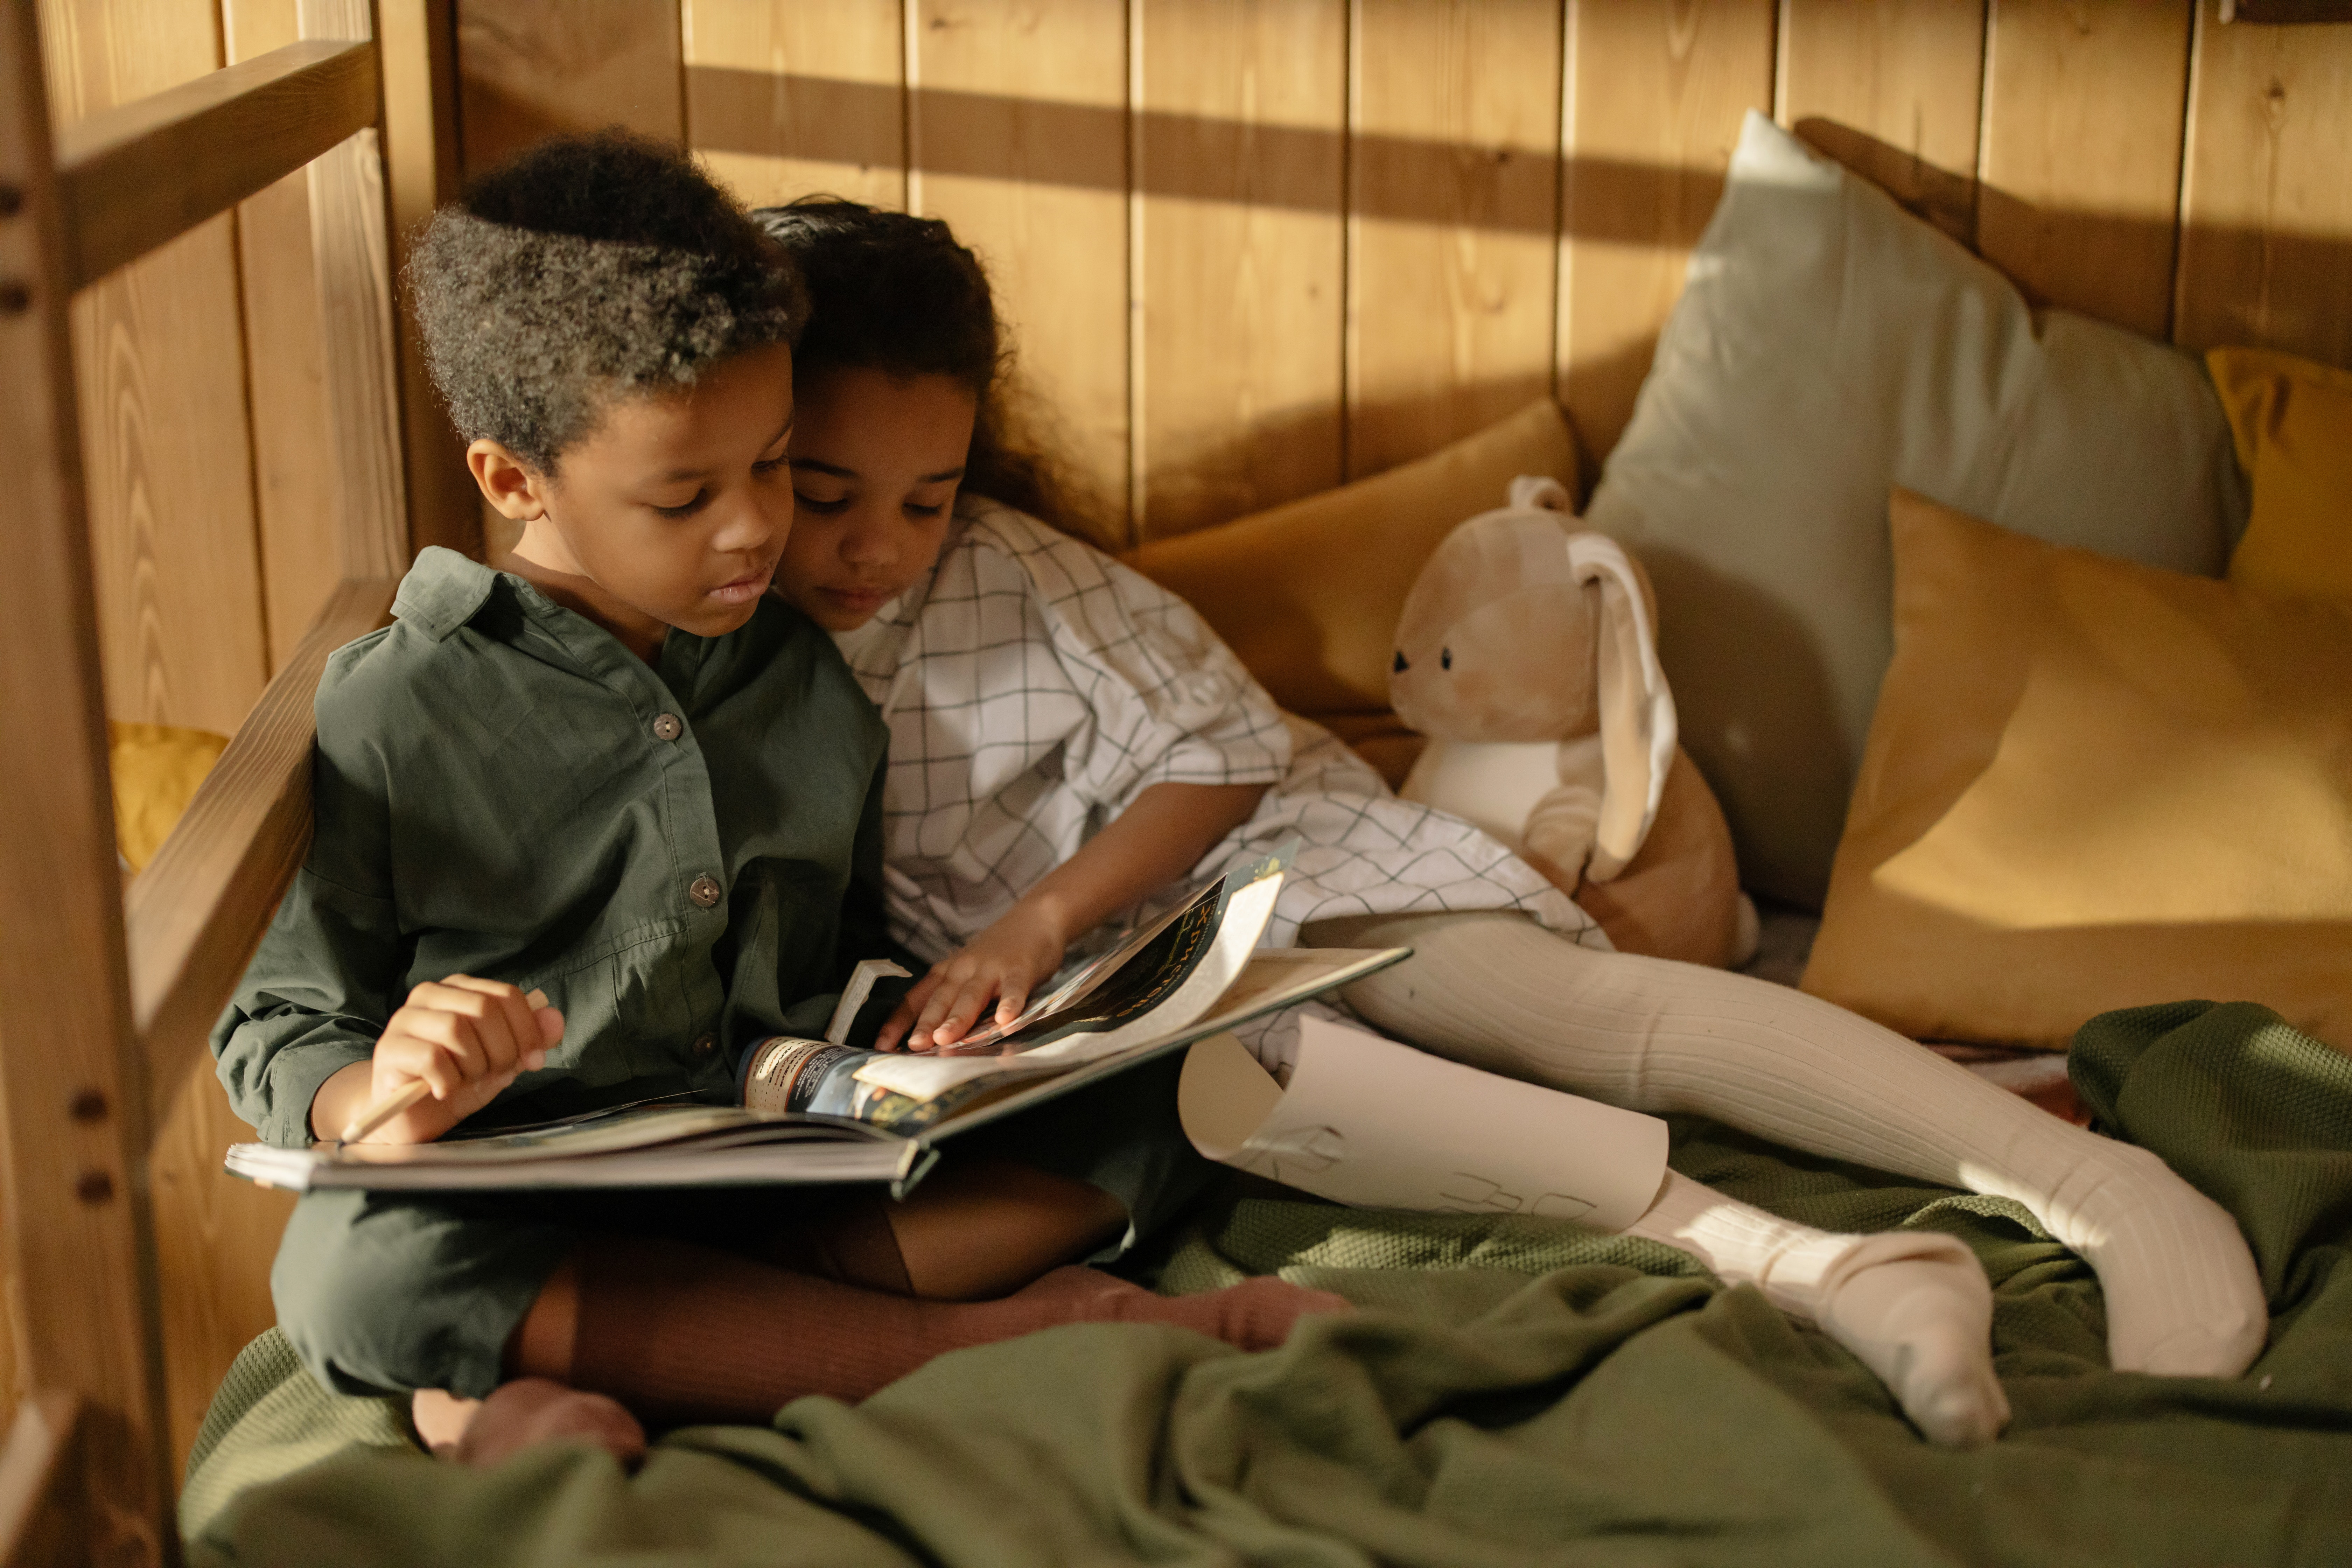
xmin=1391 ymin=477 xmax=1758 ymax=967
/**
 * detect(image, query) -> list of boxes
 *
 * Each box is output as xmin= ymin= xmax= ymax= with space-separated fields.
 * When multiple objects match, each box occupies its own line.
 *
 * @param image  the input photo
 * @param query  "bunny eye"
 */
xmin=1392 ymin=650 xmax=1409 ymax=673
xmin=1440 ymin=648 xmax=1452 ymax=671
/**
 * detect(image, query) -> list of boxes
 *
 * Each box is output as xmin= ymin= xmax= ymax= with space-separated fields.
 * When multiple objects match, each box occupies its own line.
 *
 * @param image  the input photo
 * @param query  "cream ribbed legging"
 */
xmin=1305 ymin=911 xmax=2266 ymax=1380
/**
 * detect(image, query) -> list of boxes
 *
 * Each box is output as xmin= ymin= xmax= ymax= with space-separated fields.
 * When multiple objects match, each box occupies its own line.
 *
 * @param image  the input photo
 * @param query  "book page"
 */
xmin=1177 ymin=1015 xmax=1669 ymax=1233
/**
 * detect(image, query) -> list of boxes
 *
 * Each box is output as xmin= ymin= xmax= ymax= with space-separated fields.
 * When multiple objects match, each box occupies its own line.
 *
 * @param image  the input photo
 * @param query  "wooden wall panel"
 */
xmin=684 ymin=0 xmax=904 ymax=210
xmin=455 ymin=0 xmax=683 ymax=175
xmin=1558 ymin=0 xmax=1776 ymax=466
xmin=1134 ymin=0 xmax=1346 ymax=540
xmin=909 ymin=1 xmax=1127 ymax=541
xmin=1776 ymin=0 xmax=1989 ymax=243
xmin=39 ymin=0 xmax=271 ymax=739
xmin=2175 ymin=0 xmax=2352 ymax=366
xmin=223 ymin=0 xmax=341 ymax=668
xmin=1978 ymin=0 xmax=2194 ymax=341
xmin=1345 ymin=0 xmax=1559 ymax=481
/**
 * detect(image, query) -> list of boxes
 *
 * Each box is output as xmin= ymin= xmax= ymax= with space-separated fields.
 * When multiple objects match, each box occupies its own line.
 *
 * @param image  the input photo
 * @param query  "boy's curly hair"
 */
xmin=410 ymin=131 xmax=808 ymax=473
xmin=752 ymin=197 xmax=1116 ymax=550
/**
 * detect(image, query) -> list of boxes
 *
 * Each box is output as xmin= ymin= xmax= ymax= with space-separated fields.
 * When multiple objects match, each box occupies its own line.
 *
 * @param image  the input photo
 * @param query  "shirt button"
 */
xmin=652 ymin=712 xmax=684 ymax=742
xmin=692 ymin=1032 xmax=717 ymax=1058
xmin=688 ymin=874 xmax=723 ymax=908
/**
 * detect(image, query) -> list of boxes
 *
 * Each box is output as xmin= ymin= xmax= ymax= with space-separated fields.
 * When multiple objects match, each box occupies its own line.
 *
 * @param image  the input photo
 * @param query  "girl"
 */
xmin=755 ymin=197 xmax=2269 ymax=1449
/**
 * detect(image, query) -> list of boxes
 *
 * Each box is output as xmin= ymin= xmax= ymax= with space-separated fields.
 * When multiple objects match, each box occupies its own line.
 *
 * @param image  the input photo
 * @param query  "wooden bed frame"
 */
xmin=0 ymin=3 xmax=447 ymax=1560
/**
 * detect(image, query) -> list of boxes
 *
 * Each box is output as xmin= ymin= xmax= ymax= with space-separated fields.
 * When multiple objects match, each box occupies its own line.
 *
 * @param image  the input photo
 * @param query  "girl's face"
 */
xmin=777 ymin=366 xmax=978 ymax=631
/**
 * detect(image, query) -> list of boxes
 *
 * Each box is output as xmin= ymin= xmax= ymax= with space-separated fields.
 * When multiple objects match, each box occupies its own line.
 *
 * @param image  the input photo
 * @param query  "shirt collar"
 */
xmin=390 ymin=546 xmax=502 ymax=642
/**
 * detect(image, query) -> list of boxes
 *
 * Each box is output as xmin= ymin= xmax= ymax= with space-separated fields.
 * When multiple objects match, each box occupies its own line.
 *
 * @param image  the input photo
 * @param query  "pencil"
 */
xmin=339 ymin=1078 xmax=431 ymax=1144
xmin=337 ymin=987 xmax=553 ymax=1143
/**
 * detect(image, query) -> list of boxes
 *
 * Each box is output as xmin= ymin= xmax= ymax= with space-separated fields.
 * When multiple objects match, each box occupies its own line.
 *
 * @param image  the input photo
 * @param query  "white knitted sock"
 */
xmin=1627 ymin=1171 xmax=2008 ymax=1445
xmin=1307 ymin=911 xmax=2266 ymax=1377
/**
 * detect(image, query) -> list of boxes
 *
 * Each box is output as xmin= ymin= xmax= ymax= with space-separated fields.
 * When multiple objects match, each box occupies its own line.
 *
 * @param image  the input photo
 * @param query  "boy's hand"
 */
xmin=312 ymin=977 xmax=563 ymax=1144
xmin=877 ymin=903 xmax=1069 ymax=1053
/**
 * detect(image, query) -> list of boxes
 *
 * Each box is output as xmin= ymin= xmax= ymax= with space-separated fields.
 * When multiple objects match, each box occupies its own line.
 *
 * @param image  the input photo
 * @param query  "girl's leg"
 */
xmin=1627 ymin=1171 xmax=2006 ymax=1446
xmin=1304 ymin=910 xmax=2265 ymax=1378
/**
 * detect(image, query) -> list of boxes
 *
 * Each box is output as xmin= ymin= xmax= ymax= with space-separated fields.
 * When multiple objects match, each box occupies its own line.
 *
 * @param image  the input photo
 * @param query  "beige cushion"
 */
xmin=1127 ymin=398 xmax=1580 ymax=786
xmin=1802 ymin=490 xmax=2352 ymax=1056
xmin=108 ymin=720 xmax=228 ymax=874
xmin=1583 ymin=112 xmax=2245 ymax=907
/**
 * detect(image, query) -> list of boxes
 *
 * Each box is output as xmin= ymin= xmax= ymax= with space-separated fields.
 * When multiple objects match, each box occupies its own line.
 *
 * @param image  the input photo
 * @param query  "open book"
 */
xmin=225 ymin=845 xmax=1407 ymax=1198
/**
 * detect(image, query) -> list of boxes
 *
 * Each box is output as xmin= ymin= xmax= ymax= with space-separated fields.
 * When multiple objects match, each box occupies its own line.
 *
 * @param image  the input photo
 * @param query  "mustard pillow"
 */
xmin=1803 ymin=490 xmax=2352 ymax=1056
xmin=2207 ymin=346 xmax=2352 ymax=603
xmin=1127 ymin=398 xmax=1580 ymax=785
xmin=110 ymin=720 xmax=228 ymax=874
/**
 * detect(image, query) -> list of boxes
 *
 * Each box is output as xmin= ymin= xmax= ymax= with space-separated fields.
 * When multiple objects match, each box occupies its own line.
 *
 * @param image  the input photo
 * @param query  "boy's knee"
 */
xmin=273 ymin=1189 xmax=571 ymax=1399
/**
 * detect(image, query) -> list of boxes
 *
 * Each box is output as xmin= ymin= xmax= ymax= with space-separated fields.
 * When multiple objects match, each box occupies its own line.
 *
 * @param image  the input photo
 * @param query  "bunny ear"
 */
xmin=1508 ymin=474 xmax=1573 ymax=513
xmin=1566 ymin=533 xmax=1676 ymax=882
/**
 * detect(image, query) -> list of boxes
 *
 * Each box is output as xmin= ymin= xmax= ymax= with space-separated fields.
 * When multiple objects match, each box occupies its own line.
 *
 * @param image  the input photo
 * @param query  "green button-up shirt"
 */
xmin=214 ymin=547 xmax=889 ymax=1147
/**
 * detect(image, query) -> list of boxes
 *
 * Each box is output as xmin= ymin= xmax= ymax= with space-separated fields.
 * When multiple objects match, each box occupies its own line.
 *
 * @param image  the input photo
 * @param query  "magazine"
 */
xmin=224 ymin=845 xmax=1407 ymax=1198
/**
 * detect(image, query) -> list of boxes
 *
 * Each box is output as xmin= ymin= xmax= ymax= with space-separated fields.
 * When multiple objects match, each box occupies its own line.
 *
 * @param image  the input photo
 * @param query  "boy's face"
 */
xmin=774 ymin=366 xmax=977 ymax=632
xmin=473 ymin=340 xmax=798 ymax=651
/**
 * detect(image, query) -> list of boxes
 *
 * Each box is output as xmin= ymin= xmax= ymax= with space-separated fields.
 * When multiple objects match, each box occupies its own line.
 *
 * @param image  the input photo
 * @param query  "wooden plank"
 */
xmin=1 ymin=5 xmax=174 ymax=1559
xmin=126 ymin=576 xmax=398 ymax=1121
xmin=684 ymin=0 xmax=905 ymax=210
xmin=224 ymin=0 xmax=344 ymax=670
xmin=1345 ymin=0 xmax=1560 ymax=480
xmin=910 ymin=0 xmax=1128 ymax=541
xmin=2174 ymin=0 xmax=2352 ymax=365
xmin=1775 ymin=0 xmax=1990 ymax=244
xmin=43 ymin=0 xmax=275 ymax=730
xmin=1558 ymin=0 xmax=1776 ymax=465
xmin=379 ymin=0 xmax=478 ymax=560
xmin=0 ymin=1392 xmax=83 ymax=1568
xmin=300 ymin=1 xmax=410 ymax=582
xmin=1134 ymin=0 xmax=1346 ymax=539
xmin=51 ymin=39 xmax=375 ymax=292
xmin=1977 ymin=0 xmax=2194 ymax=340
xmin=455 ymin=0 xmax=685 ymax=175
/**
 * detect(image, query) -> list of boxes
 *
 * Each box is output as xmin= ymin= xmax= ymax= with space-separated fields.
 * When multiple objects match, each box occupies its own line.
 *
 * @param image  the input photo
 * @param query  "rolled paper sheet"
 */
xmin=1178 ymin=1014 xmax=1669 ymax=1232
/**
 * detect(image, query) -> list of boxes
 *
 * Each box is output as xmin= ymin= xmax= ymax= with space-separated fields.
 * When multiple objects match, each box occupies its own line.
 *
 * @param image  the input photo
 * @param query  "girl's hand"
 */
xmin=877 ymin=903 xmax=1070 ymax=1052
xmin=310 ymin=976 xmax=564 ymax=1143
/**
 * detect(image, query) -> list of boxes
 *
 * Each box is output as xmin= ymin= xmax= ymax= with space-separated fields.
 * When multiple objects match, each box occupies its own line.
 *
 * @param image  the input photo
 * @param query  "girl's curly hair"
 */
xmin=410 ymin=131 xmax=808 ymax=473
xmin=751 ymin=197 xmax=1114 ymax=549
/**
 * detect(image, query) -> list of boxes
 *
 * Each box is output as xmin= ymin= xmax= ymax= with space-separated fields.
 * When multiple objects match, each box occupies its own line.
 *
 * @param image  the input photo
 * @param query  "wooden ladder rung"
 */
xmin=53 ymin=37 xmax=378 ymax=292
xmin=124 ymin=576 xmax=399 ymax=1133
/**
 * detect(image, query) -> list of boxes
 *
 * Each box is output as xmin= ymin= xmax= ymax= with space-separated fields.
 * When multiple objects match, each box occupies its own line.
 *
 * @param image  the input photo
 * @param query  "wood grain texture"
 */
xmin=1776 ymin=0 xmax=1990 ymax=243
xmin=1345 ymin=0 xmax=1560 ymax=480
xmin=51 ymin=38 xmax=377 ymax=290
xmin=1978 ymin=0 xmax=2194 ymax=340
xmin=2 ymin=5 xmax=173 ymax=1558
xmin=379 ymin=0 xmax=478 ymax=560
xmin=456 ymin=0 xmax=683 ymax=173
xmin=127 ymin=578 xmax=398 ymax=1115
xmin=42 ymin=0 xmax=273 ymax=737
xmin=685 ymin=0 xmax=905 ymax=209
xmin=225 ymin=0 xmax=344 ymax=669
xmin=1134 ymin=0 xmax=1346 ymax=539
xmin=301 ymin=1 xmax=411 ymax=581
xmin=1558 ymin=0 xmax=1776 ymax=464
xmin=2175 ymin=0 xmax=2352 ymax=365
xmin=909 ymin=0 xmax=1129 ymax=542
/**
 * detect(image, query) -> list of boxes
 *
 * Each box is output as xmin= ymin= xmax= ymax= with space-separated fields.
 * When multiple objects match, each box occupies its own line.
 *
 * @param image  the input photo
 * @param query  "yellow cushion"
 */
xmin=1127 ymin=399 xmax=1581 ymax=785
xmin=2207 ymin=346 xmax=2352 ymax=603
xmin=1802 ymin=489 xmax=2352 ymax=1056
xmin=109 ymin=721 xmax=228 ymax=874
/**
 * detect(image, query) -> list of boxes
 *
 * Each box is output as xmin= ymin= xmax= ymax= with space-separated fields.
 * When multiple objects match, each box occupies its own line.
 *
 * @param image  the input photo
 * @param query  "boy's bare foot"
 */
xmin=417 ymin=1377 xmax=647 ymax=1469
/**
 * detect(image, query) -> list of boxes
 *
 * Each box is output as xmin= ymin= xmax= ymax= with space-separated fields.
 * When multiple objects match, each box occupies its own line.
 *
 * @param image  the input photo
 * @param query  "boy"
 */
xmin=215 ymin=133 xmax=1340 ymax=1466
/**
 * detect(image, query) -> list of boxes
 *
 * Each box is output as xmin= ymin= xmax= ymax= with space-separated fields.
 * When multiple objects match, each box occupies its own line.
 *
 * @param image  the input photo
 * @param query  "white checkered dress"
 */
xmin=831 ymin=498 xmax=1601 ymax=989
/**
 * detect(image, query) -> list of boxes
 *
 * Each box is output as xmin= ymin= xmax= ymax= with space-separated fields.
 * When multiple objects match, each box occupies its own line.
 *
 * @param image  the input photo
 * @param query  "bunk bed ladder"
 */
xmin=0 ymin=3 xmax=441 ymax=1562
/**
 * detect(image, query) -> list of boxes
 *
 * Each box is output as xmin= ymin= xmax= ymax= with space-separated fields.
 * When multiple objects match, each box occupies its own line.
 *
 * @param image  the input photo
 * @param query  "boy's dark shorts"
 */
xmin=274 ymin=1052 xmax=1214 ymax=1398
